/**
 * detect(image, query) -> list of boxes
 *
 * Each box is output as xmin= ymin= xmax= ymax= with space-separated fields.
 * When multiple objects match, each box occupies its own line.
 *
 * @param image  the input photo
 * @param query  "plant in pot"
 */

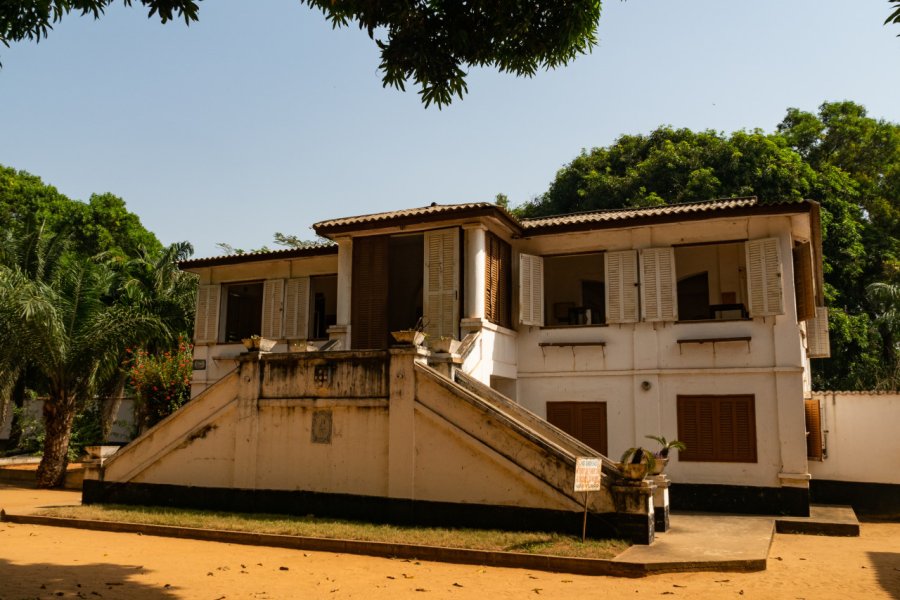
xmin=645 ymin=435 xmax=687 ymax=475
xmin=391 ymin=316 xmax=428 ymax=347
xmin=618 ymin=447 xmax=656 ymax=481
xmin=241 ymin=334 xmax=277 ymax=352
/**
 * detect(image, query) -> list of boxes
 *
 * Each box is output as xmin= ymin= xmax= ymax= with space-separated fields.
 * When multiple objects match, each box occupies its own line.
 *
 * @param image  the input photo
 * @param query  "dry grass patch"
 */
xmin=37 ymin=504 xmax=629 ymax=559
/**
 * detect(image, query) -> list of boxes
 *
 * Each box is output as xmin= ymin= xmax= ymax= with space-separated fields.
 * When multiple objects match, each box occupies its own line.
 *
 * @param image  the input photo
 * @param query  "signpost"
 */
xmin=574 ymin=457 xmax=603 ymax=542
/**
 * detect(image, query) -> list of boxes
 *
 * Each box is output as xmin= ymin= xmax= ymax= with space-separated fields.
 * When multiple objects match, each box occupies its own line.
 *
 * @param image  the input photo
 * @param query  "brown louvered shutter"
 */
xmin=579 ymin=403 xmax=608 ymax=456
xmin=805 ymin=399 xmax=824 ymax=461
xmin=352 ymin=235 xmax=390 ymax=349
xmin=484 ymin=232 xmax=511 ymax=328
xmin=793 ymin=242 xmax=816 ymax=322
xmin=678 ymin=395 xmax=756 ymax=463
xmin=546 ymin=402 xmax=608 ymax=455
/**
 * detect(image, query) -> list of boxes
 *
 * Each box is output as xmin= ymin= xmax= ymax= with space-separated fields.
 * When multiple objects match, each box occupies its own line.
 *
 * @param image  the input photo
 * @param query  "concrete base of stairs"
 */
xmin=775 ymin=504 xmax=860 ymax=536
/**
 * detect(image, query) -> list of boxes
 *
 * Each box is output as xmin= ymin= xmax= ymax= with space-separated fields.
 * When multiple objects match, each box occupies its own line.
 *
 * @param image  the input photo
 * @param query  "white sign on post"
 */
xmin=574 ymin=457 xmax=603 ymax=492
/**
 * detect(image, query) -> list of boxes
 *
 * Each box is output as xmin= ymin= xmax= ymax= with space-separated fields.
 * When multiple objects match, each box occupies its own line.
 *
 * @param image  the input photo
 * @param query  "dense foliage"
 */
xmin=0 ymin=165 xmax=196 ymax=486
xmin=1 ymin=0 xmax=601 ymax=107
xmin=521 ymin=101 xmax=900 ymax=391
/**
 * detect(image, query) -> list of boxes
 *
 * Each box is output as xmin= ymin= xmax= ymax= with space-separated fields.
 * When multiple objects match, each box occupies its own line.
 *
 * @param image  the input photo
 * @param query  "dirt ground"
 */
xmin=1 ymin=485 xmax=898 ymax=600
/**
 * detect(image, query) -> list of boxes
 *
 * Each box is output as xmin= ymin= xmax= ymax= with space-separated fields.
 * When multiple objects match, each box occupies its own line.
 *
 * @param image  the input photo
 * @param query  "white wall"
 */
xmin=512 ymin=214 xmax=812 ymax=489
xmin=808 ymin=391 xmax=900 ymax=485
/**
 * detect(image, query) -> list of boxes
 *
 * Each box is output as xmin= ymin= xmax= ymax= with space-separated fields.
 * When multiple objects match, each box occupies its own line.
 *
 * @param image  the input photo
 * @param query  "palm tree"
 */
xmin=866 ymin=281 xmax=900 ymax=389
xmin=93 ymin=241 xmax=197 ymax=438
xmin=0 ymin=250 xmax=164 ymax=487
xmin=0 ymin=222 xmax=67 ymax=447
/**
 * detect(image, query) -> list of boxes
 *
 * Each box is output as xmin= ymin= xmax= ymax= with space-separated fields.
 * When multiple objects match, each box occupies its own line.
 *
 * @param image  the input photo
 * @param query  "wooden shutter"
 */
xmin=485 ymin=232 xmax=511 ymax=328
xmin=546 ymin=401 xmax=608 ymax=455
xmin=352 ymin=235 xmax=390 ymax=349
xmin=746 ymin=238 xmax=784 ymax=317
xmin=519 ymin=253 xmax=544 ymax=326
xmin=807 ymin=306 xmax=831 ymax=358
xmin=283 ymin=276 xmax=310 ymax=339
xmin=423 ymin=228 xmax=460 ymax=339
xmin=793 ymin=242 xmax=816 ymax=322
xmin=678 ymin=395 xmax=757 ymax=463
xmin=193 ymin=284 xmax=221 ymax=344
xmin=805 ymin=398 xmax=824 ymax=461
xmin=605 ymin=250 xmax=638 ymax=324
xmin=640 ymin=247 xmax=678 ymax=322
xmin=261 ymin=279 xmax=285 ymax=339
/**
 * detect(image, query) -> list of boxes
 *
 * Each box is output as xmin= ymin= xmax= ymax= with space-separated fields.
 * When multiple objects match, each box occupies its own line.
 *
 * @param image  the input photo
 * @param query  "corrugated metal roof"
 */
xmin=314 ymin=202 xmax=517 ymax=233
xmin=520 ymin=197 xmax=761 ymax=229
xmin=179 ymin=242 xmax=337 ymax=269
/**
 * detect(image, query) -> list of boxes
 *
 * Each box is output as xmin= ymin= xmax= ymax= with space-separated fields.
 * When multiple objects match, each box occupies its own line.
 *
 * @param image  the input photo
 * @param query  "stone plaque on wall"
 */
xmin=311 ymin=410 xmax=332 ymax=444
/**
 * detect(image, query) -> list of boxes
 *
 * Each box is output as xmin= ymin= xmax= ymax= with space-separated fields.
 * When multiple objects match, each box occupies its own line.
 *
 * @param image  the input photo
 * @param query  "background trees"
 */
xmin=521 ymin=101 xmax=900 ymax=391
xmin=0 ymin=165 xmax=195 ymax=487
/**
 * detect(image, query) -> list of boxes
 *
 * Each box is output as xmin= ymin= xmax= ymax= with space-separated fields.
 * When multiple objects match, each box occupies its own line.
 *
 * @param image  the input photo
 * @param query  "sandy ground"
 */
xmin=1 ymin=485 xmax=898 ymax=600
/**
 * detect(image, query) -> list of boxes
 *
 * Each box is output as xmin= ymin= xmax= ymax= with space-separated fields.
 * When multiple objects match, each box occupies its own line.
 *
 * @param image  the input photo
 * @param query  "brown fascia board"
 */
xmin=178 ymin=245 xmax=338 ymax=270
xmin=314 ymin=205 xmax=523 ymax=237
xmin=520 ymin=200 xmax=818 ymax=237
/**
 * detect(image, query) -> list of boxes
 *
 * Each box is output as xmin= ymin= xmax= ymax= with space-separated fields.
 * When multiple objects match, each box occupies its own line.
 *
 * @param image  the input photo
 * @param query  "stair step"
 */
xmin=775 ymin=504 xmax=860 ymax=537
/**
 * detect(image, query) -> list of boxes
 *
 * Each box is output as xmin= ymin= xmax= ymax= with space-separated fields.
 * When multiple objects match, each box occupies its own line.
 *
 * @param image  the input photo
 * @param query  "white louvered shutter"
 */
xmin=261 ymin=279 xmax=285 ymax=339
xmin=640 ymin=247 xmax=678 ymax=322
xmin=423 ymin=228 xmax=460 ymax=339
xmin=746 ymin=238 xmax=784 ymax=317
xmin=605 ymin=250 xmax=639 ymax=324
xmin=193 ymin=284 xmax=221 ymax=344
xmin=283 ymin=277 xmax=310 ymax=339
xmin=518 ymin=253 xmax=544 ymax=326
xmin=807 ymin=307 xmax=831 ymax=358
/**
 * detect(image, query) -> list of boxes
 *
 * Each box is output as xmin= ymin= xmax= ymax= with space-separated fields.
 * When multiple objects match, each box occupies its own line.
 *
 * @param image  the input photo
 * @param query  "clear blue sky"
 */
xmin=1 ymin=1 xmax=898 ymax=258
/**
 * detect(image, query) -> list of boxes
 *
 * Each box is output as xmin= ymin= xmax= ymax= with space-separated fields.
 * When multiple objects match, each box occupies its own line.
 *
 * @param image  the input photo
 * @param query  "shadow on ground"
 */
xmin=869 ymin=552 xmax=900 ymax=600
xmin=0 ymin=557 xmax=177 ymax=599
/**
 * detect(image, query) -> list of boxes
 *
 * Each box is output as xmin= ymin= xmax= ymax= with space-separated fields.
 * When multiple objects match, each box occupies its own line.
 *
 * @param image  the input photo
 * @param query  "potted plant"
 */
xmin=391 ymin=317 xmax=428 ymax=347
xmin=618 ymin=447 xmax=656 ymax=481
xmin=645 ymin=435 xmax=687 ymax=474
xmin=429 ymin=336 xmax=461 ymax=354
xmin=241 ymin=335 xmax=277 ymax=352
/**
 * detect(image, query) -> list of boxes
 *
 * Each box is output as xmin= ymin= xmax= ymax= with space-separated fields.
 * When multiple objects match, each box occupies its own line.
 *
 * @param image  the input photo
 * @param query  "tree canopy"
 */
xmin=1 ymin=0 xmax=601 ymax=107
xmin=521 ymin=101 xmax=900 ymax=391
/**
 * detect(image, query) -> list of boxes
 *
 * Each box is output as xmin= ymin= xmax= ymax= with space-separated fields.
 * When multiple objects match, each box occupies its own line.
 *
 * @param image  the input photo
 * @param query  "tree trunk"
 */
xmin=0 ymin=373 xmax=27 ymax=452
xmin=100 ymin=376 xmax=126 ymax=442
xmin=36 ymin=389 xmax=76 ymax=488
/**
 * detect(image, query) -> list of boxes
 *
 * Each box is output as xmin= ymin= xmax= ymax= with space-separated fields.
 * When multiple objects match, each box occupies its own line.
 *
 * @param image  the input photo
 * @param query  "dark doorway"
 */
xmin=224 ymin=281 xmax=264 ymax=342
xmin=677 ymin=272 xmax=710 ymax=321
xmin=388 ymin=234 xmax=424 ymax=332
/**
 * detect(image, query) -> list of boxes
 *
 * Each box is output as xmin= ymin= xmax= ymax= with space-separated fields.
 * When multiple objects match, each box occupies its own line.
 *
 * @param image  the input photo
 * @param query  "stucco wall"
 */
xmin=808 ymin=391 xmax=900 ymax=485
xmin=102 ymin=350 xmax=615 ymax=515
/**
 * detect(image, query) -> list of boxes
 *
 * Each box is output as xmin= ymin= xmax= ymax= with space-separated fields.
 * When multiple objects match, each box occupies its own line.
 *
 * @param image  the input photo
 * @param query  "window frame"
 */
xmin=222 ymin=280 xmax=265 ymax=344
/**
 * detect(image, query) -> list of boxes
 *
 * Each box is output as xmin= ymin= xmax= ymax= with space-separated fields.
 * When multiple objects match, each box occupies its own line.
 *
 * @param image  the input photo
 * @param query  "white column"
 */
xmin=463 ymin=224 xmax=487 ymax=320
xmin=329 ymin=236 xmax=353 ymax=347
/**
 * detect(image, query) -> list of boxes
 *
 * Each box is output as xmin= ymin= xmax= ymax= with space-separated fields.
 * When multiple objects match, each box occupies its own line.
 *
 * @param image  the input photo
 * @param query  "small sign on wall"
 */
xmin=574 ymin=457 xmax=603 ymax=492
xmin=192 ymin=359 xmax=207 ymax=371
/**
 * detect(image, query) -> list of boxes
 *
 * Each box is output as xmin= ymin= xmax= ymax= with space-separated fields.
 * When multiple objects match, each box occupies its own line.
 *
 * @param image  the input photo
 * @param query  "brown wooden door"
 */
xmin=352 ymin=235 xmax=390 ymax=349
xmin=546 ymin=401 xmax=608 ymax=455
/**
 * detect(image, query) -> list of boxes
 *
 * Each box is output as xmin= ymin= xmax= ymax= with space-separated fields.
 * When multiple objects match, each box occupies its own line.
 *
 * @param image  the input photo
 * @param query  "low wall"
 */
xmin=808 ymin=391 xmax=900 ymax=517
xmin=808 ymin=391 xmax=900 ymax=485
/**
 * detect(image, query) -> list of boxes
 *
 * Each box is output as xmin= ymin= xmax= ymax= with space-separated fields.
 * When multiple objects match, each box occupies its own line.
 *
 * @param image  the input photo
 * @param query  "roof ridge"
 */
xmin=520 ymin=196 xmax=759 ymax=223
